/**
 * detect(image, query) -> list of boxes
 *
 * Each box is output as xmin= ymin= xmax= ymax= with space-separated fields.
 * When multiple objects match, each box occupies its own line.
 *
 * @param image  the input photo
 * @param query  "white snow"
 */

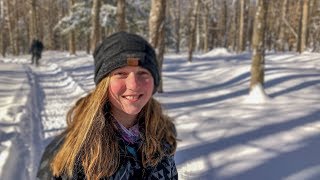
xmin=0 ymin=50 xmax=319 ymax=180
xmin=243 ymin=83 xmax=271 ymax=104
xmin=200 ymin=48 xmax=232 ymax=57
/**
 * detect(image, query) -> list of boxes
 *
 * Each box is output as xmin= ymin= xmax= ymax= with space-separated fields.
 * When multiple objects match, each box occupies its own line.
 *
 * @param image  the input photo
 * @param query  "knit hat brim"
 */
xmin=93 ymin=32 xmax=160 ymax=91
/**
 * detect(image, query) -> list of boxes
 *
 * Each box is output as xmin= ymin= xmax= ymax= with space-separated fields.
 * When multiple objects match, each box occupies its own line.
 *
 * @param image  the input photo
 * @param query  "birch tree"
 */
xmin=29 ymin=0 xmax=38 ymax=40
xmin=250 ymin=0 xmax=268 ymax=90
xmin=149 ymin=0 xmax=165 ymax=48
xmin=277 ymin=0 xmax=288 ymax=51
xmin=149 ymin=0 xmax=166 ymax=92
xmin=230 ymin=0 xmax=239 ymax=51
xmin=238 ymin=0 xmax=246 ymax=52
xmin=116 ymin=0 xmax=126 ymax=31
xmin=309 ymin=0 xmax=319 ymax=51
xmin=69 ymin=0 xmax=76 ymax=55
xmin=203 ymin=1 xmax=209 ymax=52
xmin=187 ymin=0 xmax=200 ymax=62
xmin=221 ymin=0 xmax=228 ymax=48
xmin=173 ymin=0 xmax=180 ymax=53
xmin=0 ymin=0 xmax=6 ymax=56
xmin=46 ymin=0 xmax=57 ymax=49
xmin=299 ymin=0 xmax=309 ymax=53
xmin=246 ymin=2 xmax=255 ymax=51
xmin=90 ymin=0 xmax=101 ymax=52
xmin=6 ymin=0 xmax=18 ymax=55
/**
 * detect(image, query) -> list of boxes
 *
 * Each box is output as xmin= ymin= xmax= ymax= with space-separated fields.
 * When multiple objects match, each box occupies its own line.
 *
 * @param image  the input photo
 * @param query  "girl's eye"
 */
xmin=138 ymin=70 xmax=151 ymax=76
xmin=115 ymin=72 xmax=125 ymax=75
xmin=113 ymin=72 xmax=127 ymax=78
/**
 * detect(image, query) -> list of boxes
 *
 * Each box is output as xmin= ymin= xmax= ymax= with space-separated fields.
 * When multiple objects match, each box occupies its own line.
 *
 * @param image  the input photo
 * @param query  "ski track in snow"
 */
xmin=0 ymin=52 xmax=92 ymax=179
xmin=33 ymin=52 xmax=94 ymax=141
xmin=1 ymin=64 xmax=33 ymax=180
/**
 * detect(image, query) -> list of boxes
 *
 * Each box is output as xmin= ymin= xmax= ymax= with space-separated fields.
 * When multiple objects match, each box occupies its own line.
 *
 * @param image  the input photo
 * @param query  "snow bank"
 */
xmin=200 ymin=48 xmax=231 ymax=57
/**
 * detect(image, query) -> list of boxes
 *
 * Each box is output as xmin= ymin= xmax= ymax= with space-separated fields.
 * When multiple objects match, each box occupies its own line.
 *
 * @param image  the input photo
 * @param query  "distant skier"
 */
xmin=30 ymin=39 xmax=44 ymax=66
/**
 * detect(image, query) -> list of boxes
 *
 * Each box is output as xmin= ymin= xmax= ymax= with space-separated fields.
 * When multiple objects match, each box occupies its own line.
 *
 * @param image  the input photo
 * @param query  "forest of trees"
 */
xmin=1 ymin=0 xmax=319 ymax=56
xmin=0 ymin=0 xmax=318 ymax=91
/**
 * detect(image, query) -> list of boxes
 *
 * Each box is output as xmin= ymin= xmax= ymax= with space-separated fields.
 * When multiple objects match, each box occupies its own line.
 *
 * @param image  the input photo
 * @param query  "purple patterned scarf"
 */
xmin=112 ymin=117 xmax=141 ymax=144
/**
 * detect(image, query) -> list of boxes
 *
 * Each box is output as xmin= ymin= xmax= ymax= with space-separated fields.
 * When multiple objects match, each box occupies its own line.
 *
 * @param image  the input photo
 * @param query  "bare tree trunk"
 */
xmin=116 ymin=0 xmax=127 ymax=31
xmin=37 ymin=0 xmax=44 ymax=41
xmin=187 ymin=0 xmax=200 ymax=62
xmin=149 ymin=0 xmax=166 ymax=92
xmin=0 ymin=0 xmax=2 ymax=23
xmin=6 ymin=0 xmax=18 ymax=55
xmin=56 ymin=0 xmax=69 ymax=51
xmin=30 ymin=0 xmax=38 ymax=40
xmin=69 ymin=0 xmax=76 ymax=55
xmin=309 ymin=0 xmax=317 ymax=51
xmin=296 ymin=0 xmax=303 ymax=52
xmin=246 ymin=3 xmax=254 ymax=51
xmin=0 ymin=29 xmax=4 ymax=56
xmin=222 ymin=0 xmax=228 ymax=48
xmin=196 ymin=3 xmax=201 ymax=52
xmin=14 ymin=0 xmax=21 ymax=54
xmin=277 ymin=0 xmax=288 ymax=51
xmin=174 ymin=0 xmax=180 ymax=53
xmin=69 ymin=31 xmax=76 ymax=55
xmin=86 ymin=33 xmax=90 ymax=54
xmin=250 ymin=0 xmax=268 ymax=89
xmin=0 ymin=0 xmax=5 ymax=56
xmin=238 ymin=0 xmax=245 ymax=52
xmin=149 ymin=0 xmax=165 ymax=48
xmin=47 ymin=0 xmax=55 ymax=49
xmin=91 ymin=0 xmax=101 ymax=52
xmin=299 ymin=0 xmax=309 ymax=53
xmin=157 ymin=24 xmax=165 ymax=93
xmin=203 ymin=1 xmax=209 ymax=52
xmin=232 ymin=1 xmax=239 ymax=51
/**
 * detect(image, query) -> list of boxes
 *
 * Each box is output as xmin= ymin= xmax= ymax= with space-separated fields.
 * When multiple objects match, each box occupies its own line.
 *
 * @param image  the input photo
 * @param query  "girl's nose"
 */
xmin=126 ymin=73 xmax=140 ymax=90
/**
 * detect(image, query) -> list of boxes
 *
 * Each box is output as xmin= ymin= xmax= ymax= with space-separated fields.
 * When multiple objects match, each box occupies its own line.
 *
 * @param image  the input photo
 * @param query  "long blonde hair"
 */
xmin=51 ymin=76 xmax=177 ymax=179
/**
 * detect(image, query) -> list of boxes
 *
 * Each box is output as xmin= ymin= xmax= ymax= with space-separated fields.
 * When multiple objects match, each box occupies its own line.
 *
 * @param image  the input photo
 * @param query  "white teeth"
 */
xmin=125 ymin=96 xmax=139 ymax=100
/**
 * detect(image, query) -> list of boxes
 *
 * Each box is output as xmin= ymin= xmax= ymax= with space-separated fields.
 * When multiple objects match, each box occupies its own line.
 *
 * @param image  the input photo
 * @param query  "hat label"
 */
xmin=127 ymin=58 xmax=140 ymax=66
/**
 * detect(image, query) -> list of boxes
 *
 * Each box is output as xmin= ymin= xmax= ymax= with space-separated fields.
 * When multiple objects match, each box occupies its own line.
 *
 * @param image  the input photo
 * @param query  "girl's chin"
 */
xmin=123 ymin=109 xmax=142 ymax=116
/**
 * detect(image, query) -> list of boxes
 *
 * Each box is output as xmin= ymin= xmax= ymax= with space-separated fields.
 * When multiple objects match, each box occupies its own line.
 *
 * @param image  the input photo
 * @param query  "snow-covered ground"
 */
xmin=0 ymin=50 xmax=319 ymax=180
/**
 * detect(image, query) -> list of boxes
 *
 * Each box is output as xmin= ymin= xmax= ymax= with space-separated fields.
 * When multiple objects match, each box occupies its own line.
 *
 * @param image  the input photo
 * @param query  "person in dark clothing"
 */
xmin=30 ymin=39 xmax=44 ymax=66
xmin=36 ymin=32 xmax=178 ymax=180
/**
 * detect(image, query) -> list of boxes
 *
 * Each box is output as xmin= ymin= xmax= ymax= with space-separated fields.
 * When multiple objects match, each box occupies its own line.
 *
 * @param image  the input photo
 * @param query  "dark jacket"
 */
xmin=30 ymin=40 xmax=44 ymax=57
xmin=36 ymin=133 xmax=178 ymax=180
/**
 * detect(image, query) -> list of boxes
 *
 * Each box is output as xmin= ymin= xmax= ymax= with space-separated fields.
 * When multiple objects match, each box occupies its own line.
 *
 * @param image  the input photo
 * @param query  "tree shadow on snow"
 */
xmin=175 ymin=110 xmax=320 ymax=180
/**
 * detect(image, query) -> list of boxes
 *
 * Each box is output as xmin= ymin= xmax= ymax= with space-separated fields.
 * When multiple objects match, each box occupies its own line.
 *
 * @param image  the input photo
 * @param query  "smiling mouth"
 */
xmin=123 ymin=95 xmax=142 ymax=101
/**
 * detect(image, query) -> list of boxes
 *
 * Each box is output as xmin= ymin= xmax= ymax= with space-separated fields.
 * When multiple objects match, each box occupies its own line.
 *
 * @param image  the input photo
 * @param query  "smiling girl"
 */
xmin=37 ymin=32 xmax=178 ymax=180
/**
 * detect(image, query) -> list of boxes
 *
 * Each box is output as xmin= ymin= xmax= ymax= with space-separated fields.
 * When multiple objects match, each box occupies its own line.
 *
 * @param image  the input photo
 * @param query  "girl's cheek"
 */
xmin=109 ymin=79 xmax=125 ymax=93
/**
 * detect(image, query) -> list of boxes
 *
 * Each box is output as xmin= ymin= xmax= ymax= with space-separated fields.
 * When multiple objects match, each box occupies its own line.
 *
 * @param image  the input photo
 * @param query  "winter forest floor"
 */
xmin=0 ymin=49 xmax=319 ymax=180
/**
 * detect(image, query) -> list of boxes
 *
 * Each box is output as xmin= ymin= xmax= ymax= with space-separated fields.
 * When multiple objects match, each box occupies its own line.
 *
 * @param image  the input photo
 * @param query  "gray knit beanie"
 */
xmin=93 ymin=31 xmax=160 ymax=91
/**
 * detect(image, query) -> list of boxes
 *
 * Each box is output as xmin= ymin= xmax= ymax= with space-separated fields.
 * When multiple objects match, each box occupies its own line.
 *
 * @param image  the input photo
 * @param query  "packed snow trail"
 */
xmin=0 ymin=52 xmax=93 ymax=179
xmin=0 ymin=64 xmax=35 ymax=180
xmin=28 ymin=51 xmax=93 ymax=140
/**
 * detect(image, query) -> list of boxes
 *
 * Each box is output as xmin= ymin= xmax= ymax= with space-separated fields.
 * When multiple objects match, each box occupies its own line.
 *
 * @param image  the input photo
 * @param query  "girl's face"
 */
xmin=108 ymin=66 xmax=154 ymax=123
